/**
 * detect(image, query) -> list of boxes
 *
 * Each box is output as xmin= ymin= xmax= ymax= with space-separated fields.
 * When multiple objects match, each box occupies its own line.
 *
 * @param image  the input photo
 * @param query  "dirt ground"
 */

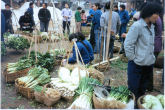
xmin=1 ymin=40 xmax=164 ymax=109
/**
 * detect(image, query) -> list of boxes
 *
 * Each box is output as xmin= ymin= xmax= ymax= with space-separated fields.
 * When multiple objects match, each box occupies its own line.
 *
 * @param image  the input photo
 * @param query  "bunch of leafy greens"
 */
xmin=69 ymin=77 xmax=101 ymax=109
xmin=17 ymin=66 xmax=50 ymax=89
xmin=5 ymin=35 xmax=30 ymax=51
xmin=21 ymin=51 xmax=55 ymax=71
xmin=7 ymin=59 xmax=34 ymax=73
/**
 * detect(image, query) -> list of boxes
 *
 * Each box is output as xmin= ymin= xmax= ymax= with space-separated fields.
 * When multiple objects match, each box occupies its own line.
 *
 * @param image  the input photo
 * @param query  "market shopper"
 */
xmin=27 ymin=2 xmax=34 ymax=21
xmin=38 ymin=3 xmax=51 ymax=32
xmin=92 ymin=3 xmax=102 ymax=53
xmin=68 ymin=32 xmax=94 ymax=64
xmin=62 ymin=3 xmax=72 ymax=34
xmin=119 ymin=4 xmax=129 ymax=53
xmin=114 ymin=5 xmax=119 ymax=13
xmin=2 ymin=3 xmax=14 ymax=34
xmin=124 ymin=2 xmax=162 ymax=99
xmin=81 ymin=10 xmax=87 ymax=26
xmin=100 ymin=2 xmax=121 ymax=58
xmin=19 ymin=11 xmax=35 ymax=32
xmin=75 ymin=7 xmax=82 ymax=32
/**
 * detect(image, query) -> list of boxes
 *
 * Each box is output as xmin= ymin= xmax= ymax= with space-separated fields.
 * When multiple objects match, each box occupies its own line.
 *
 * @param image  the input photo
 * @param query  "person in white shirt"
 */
xmin=61 ymin=3 xmax=72 ymax=34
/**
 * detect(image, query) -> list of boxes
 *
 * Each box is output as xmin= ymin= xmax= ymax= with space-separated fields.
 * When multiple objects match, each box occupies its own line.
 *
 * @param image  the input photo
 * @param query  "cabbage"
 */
xmin=143 ymin=95 xmax=163 ymax=109
xmin=58 ymin=67 xmax=71 ymax=82
xmin=156 ymin=95 xmax=164 ymax=108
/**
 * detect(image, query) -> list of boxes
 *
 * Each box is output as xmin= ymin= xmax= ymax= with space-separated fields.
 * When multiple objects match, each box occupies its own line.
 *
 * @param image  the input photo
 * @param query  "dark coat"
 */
xmin=38 ymin=8 xmax=51 ymax=22
xmin=19 ymin=14 xmax=35 ymax=32
xmin=1 ymin=12 xmax=5 ymax=41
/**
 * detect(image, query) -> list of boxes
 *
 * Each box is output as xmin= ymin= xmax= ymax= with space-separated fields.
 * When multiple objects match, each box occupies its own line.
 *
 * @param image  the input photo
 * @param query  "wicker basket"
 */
xmin=3 ymin=67 xmax=31 ymax=83
xmin=15 ymin=80 xmax=34 ymax=99
xmin=93 ymin=92 xmax=135 ymax=109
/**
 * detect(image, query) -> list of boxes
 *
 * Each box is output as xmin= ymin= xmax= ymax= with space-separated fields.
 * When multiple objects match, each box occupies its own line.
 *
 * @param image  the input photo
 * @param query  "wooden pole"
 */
xmin=105 ymin=0 xmax=114 ymax=60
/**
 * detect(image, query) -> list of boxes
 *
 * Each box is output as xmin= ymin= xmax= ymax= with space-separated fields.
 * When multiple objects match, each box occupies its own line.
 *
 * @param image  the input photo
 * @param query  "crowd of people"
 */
xmin=1 ymin=1 xmax=164 ymax=105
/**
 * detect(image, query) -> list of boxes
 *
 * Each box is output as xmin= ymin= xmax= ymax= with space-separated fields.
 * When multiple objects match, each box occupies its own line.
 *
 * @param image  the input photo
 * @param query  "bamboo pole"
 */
xmin=105 ymin=0 xmax=114 ymax=60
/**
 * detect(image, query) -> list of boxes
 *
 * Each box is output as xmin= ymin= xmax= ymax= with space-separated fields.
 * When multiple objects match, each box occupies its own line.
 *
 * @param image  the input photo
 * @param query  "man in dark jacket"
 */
xmin=2 ymin=3 xmax=14 ymax=34
xmin=19 ymin=11 xmax=35 ymax=32
xmin=38 ymin=3 xmax=51 ymax=32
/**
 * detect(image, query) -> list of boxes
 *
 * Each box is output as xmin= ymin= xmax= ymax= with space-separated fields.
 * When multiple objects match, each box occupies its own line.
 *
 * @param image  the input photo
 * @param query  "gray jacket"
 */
xmin=100 ymin=11 xmax=121 ymax=34
xmin=124 ymin=19 xmax=155 ymax=66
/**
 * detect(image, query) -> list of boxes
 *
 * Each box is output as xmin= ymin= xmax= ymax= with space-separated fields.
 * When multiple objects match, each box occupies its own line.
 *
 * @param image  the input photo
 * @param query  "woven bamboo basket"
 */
xmin=3 ymin=67 xmax=31 ymax=83
xmin=93 ymin=92 xmax=135 ymax=109
xmin=137 ymin=93 xmax=161 ymax=109
xmin=15 ymin=80 xmax=34 ymax=99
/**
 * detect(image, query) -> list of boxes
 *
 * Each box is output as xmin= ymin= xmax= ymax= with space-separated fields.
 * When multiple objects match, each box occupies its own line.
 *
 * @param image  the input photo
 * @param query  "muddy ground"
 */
xmin=1 ymin=41 xmax=164 ymax=109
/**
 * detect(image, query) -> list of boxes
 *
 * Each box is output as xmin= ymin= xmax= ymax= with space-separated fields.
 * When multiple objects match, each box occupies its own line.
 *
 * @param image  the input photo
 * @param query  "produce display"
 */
xmin=50 ymin=67 xmax=89 ymax=99
xmin=5 ymin=34 xmax=30 ymax=51
xmin=21 ymin=51 xmax=55 ymax=71
xmin=1 ymin=41 xmax=6 ymax=56
xmin=7 ymin=59 xmax=33 ymax=74
xmin=142 ymin=94 xmax=164 ymax=109
xmin=50 ymin=49 xmax=66 ymax=59
xmin=16 ymin=66 xmax=50 ymax=89
xmin=107 ymin=86 xmax=131 ymax=104
xmin=69 ymin=77 xmax=101 ymax=109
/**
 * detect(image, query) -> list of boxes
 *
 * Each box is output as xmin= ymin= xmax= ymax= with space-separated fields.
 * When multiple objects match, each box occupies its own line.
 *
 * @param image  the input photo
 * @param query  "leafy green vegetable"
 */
xmin=69 ymin=77 xmax=101 ymax=109
xmin=7 ymin=59 xmax=33 ymax=73
xmin=5 ymin=35 xmax=30 ymax=51
xmin=107 ymin=86 xmax=131 ymax=104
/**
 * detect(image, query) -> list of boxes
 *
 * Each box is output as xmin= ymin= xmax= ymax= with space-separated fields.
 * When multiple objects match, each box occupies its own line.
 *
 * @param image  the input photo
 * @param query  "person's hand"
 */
xmin=122 ymin=33 xmax=127 ymax=38
xmin=24 ymin=23 xmax=27 ymax=26
xmin=26 ymin=23 xmax=29 ymax=25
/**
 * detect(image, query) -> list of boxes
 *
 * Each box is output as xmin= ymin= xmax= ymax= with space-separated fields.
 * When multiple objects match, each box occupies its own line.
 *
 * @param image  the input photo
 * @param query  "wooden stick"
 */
xmin=92 ymin=56 xmax=120 ymax=67
xmin=105 ymin=0 xmax=114 ymax=60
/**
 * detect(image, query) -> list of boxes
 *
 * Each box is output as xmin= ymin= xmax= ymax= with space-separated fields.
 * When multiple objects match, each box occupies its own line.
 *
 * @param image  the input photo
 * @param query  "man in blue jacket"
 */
xmin=119 ymin=4 xmax=129 ymax=54
xmin=92 ymin=3 xmax=102 ymax=53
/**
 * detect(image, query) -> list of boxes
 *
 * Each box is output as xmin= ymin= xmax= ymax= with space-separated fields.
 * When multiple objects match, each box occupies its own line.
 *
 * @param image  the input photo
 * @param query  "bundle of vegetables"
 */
xmin=21 ymin=51 xmax=55 ymax=71
xmin=5 ymin=35 xmax=30 ymax=51
xmin=17 ymin=66 xmax=50 ymax=89
xmin=49 ymin=49 xmax=66 ymax=59
xmin=107 ymin=86 xmax=131 ymax=104
xmin=69 ymin=77 xmax=101 ymax=109
xmin=40 ymin=32 xmax=49 ymax=40
xmin=142 ymin=94 xmax=164 ymax=109
xmin=7 ymin=59 xmax=33 ymax=74
xmin=1 ymin=41 xmax=6 ymax=56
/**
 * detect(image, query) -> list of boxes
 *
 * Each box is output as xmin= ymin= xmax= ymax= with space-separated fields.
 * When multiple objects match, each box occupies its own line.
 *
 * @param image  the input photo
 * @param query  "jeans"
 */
xmin=63 ymin=21 xmax=70 ymax=34
xmin=109 ymin=37 xmax=115 ymax=58
xmin=81 ymin=23 xmax=86 ymax=26
xmin=94 ymin=29 xmax=101 ymax=53
xmin=40 ymin=21 xmax=49 ymax=32
xmin=127 ymin=61 xmax=153 ymax=99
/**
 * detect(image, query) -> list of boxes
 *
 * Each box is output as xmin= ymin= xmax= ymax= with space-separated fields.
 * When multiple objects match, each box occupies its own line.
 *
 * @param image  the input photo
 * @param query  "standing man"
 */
xmin=92 ymin=3 xmax=102 ymax=53
xmin=113 ymin=5 xmax=119 ymax=13
xmin=38 ymin=3 xmax=51 ymax=32
xmin=124 ymin=2 xmax=162 ymax=99
xmin=75 ymin=7 xmax=82 ymax=32
xmin=119 ymin=4 xmax=129 ymax=53
xmin=62 ymin=3 xmax=72 ymax=34
xmin=27 ymin=2 xmax=34 ymax=21
xmin=2 ymin=3 xmax=14 ymax=34
xmin=100 ymin=2 xmax=121 ymax=58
